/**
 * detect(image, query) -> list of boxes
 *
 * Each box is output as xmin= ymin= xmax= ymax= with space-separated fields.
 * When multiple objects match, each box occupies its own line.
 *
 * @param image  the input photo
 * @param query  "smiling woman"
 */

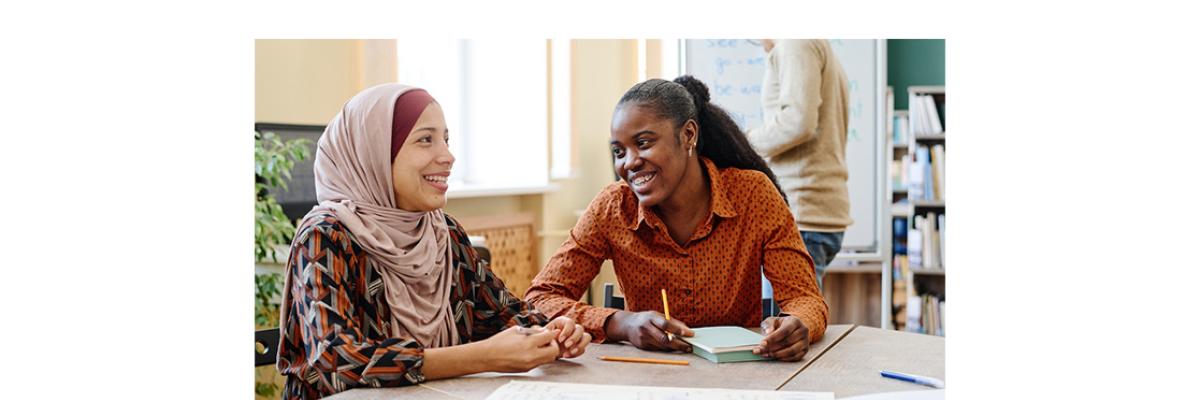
xmin=526 ymin=76 xmax=829 ymax=363
xmin=275 ymin=83 xmax=590 ymax=399
xmin=388 ymin=92 xmax=454 ymax=212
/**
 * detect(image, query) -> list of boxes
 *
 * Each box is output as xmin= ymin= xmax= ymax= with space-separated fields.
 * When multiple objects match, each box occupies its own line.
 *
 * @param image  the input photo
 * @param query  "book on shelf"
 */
xmin=907 ymin=294 xmax=945 ymax=336
xmin=922 ymin=94 xmax=943 ymax=134
xmin=907 ymin=151 xmax=925 ymax=200
xmin=939 ymin=299 xmax=946 ymax=336
xmin=912 ymin=146 xmax=934 ymax=202
xmin=893 ymin=111 xmax=909 ymax=145
xmin=907 ymin=216 xmax=923 ymax=268
xmin=892 ymin=217 xmax=908 ymax=255
xmin=908 ymin=94 xmax=944 ymax=136
xmin=905 ymin=295 xmax=922 ymax=333
xmin=932 ymin=144 xmax=945 ymax=201
xmin=923 ymin=211 xmax=940 ymax=269
xmin=920 ymin=146 xmax=933 ymax=202
xmin=938 ymin=213 xmax=946 ymax=270
xmin=909 ymin=212 xmax=945 ymax=270
xmin=890 ymin=160 xmax=900 ymax=191
xmin=908 ymin=93 xmax=925 ymax=135
xmin=891 ymin=255 xmax=913 ymax=330
xmin=929 ymin=144 xmax=944 ymax=201
xmin=679 ymin=326 xmax=770 ymax=363
xmin=906 ymin=144 xmax=945 ymax=202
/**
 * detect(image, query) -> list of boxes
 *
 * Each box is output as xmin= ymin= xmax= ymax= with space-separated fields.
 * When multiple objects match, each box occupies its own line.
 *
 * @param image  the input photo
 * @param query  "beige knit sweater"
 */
xmin=748 ymin=39 xmax=852 ymax=232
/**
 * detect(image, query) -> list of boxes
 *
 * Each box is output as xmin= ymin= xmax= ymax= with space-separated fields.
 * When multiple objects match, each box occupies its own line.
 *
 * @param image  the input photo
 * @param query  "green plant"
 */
xmin=255 ymin=131 xmax=312 ymax=264
xmin=254 ymin=131 xmax=311 ymax=399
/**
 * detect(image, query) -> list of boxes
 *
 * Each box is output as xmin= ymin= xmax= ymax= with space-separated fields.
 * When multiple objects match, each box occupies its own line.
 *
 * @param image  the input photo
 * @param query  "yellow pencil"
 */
xmin=600 ymin=356 xmax=689 ymax=366
xmin=661 ymin=288 xmax=673 ymax=341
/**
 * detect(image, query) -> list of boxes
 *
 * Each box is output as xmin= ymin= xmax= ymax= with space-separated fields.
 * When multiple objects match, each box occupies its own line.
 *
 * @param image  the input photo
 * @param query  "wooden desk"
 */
xmin=324 ymin=384 xmax=458 ymax=400
xmin=779 ymin=326 xmax=945 ymax=398
xmin=331 ymin=325 xmax=853 ymax=400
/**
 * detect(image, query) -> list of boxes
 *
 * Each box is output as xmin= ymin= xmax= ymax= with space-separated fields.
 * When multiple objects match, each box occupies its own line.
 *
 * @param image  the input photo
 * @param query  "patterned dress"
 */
xmin=276 ymin=211 xmax=548 ymax=399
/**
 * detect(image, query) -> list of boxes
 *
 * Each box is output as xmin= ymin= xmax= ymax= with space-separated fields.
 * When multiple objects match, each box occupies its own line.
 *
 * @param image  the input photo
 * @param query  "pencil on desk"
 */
xmin=599 ymin=356 xmax=690 ymax=366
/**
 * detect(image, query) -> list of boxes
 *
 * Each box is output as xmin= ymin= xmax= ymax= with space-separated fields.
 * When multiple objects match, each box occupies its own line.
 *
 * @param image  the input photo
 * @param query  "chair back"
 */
xmin=602 ymin=282 xmax=625 ymax=310
xmin=255 ymin=328 xmax=281 ymax=367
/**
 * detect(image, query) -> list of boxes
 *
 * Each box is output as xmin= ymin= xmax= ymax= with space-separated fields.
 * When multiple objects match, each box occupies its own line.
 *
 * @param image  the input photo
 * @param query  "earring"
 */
xmin=689 ymin=144 xmax=695 ymax=157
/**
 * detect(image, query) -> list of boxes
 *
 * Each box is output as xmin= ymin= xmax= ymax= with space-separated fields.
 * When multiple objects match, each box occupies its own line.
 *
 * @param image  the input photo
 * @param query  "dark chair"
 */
xmin=603 ymin=283 xmax=780 ymax=320
xmin=472 ymin=245 xmax=492 ymax=264
xmin=255 ymin=328 xmax=281 ymax=367
xmin=762 ymin=298 xmax=781 ymax=319
xmin=603 ymin=282 xmax=625 ymax=309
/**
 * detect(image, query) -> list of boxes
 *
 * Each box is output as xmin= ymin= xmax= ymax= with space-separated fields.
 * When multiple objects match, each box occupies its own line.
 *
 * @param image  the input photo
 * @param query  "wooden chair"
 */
xmin=602 ymin=283 xmax=780 ymax=320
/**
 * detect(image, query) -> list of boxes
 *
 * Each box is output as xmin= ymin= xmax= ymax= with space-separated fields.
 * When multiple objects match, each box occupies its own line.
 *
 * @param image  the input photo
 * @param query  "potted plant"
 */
xmin=254 ymin=130 xmax=311 ymax=398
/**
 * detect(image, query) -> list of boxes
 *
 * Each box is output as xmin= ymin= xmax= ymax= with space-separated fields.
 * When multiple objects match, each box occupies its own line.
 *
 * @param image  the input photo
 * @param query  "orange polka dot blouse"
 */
xmin=526 ymin=157 xmax=828 ymax=344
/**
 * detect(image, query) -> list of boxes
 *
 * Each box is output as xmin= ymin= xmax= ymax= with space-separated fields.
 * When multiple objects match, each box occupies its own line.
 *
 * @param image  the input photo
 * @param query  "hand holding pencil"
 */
xmin=602 ymin=292 xmax=694 ymax=352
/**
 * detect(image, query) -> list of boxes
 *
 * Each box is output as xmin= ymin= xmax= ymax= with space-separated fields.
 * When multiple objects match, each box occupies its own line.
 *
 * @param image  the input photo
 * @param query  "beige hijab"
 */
xmin=304 ymin=83 xmax=459 ymax=347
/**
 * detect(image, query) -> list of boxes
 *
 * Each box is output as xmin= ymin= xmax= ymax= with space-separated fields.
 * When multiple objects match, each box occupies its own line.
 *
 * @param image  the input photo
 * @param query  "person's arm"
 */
xmin=286 ymin=220 xmax=563 ymax=387
xmin=749 ymin=40 xmax=825 ymax=158
xmin=757 ymin=175 xmax=829 ymax=345
xmin=424 ymin=326 xmax=560 ymax=378
xmin=442 ymin=215 xmax=550 ymax=343
xmin=524 ymin=194 xmax=618 ymax=342
xmin=285 ymin=222 xmax=430 ymax=387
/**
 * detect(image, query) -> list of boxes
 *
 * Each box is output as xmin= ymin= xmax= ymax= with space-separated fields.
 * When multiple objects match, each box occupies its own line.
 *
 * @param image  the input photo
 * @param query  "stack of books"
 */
xmin=908 ymin=212 xmax=945 ymax=270
xmin=906 ymin=294 xmax=945 ymax=336
xmin=909 ymin=93 xmax=944 ymax=136
xmin=907 ymin=144 xmax=945 ymax=202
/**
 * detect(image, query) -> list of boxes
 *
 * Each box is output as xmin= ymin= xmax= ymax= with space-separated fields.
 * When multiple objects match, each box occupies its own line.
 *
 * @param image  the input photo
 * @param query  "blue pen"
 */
xmin=880 ymin=370 xmax=945 ymax=389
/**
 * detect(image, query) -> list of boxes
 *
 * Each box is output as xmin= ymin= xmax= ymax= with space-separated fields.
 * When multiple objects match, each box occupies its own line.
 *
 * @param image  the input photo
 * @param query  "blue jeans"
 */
xmin=801 ymin=231 xmax=844 ymax=291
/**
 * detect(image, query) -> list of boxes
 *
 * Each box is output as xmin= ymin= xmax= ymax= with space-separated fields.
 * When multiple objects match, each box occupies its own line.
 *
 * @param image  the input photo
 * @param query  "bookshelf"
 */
xmin=886 ymin=85 xmax=946 ymax=336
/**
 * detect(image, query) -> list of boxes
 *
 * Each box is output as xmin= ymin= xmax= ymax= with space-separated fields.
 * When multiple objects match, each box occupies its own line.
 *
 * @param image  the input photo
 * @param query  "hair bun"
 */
xmin=673 ymin=75 xmax=711 ymax=105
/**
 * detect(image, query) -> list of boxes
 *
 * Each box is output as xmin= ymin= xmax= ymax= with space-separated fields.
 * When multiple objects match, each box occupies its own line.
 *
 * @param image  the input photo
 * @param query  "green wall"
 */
xmin=888 ymin=39 xmax=945 ymax=110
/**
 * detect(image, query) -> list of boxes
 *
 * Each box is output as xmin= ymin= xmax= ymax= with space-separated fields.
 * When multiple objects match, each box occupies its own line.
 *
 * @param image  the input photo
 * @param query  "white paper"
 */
xmin=484 ymin=381 xmax=833 ymax=400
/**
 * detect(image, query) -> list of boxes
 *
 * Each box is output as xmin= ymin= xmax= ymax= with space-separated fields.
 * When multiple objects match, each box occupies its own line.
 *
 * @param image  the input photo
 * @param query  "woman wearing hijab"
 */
xmin=277 ymin=83 xmax=589 ymax=399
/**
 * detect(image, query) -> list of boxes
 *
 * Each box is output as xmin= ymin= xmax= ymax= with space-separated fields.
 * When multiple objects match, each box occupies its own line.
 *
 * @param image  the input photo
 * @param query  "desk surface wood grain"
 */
xmin=780 ymin=326 xmax=945 ymax=398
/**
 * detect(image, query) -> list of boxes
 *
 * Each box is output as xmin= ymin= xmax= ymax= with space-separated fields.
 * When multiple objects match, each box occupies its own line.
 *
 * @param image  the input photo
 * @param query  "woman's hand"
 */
xmin=480 ymin=325 xmax=561 ymax=373
xmin=603 ymin=310 xmax=694 ymax=352
xmin=753 ymin=316 xmax=810 ymax=361
xmin=544 ymin=316 xmax=591 ymax=359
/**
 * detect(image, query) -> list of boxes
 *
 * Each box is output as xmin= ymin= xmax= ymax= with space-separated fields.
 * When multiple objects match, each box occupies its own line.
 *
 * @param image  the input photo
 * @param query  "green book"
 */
xmin=680 ymin=326 xmax=771 ymax=363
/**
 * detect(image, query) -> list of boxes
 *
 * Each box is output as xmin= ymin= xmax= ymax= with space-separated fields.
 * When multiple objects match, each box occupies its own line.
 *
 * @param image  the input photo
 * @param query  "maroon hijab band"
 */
xmin=391 ymin=89 xmax=435 ymax=162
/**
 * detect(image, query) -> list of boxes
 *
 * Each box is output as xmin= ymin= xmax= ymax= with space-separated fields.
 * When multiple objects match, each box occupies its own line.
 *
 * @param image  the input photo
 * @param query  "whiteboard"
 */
xmin=682 ymin=39 xmax=886 ymax=257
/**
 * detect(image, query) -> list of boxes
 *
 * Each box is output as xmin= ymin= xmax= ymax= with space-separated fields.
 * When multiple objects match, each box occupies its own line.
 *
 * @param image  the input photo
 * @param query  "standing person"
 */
xmin=525 ymin=76 xmax=828 ymax=362
xmin=276 ymin=83 xmax=589 ymax=399
xmin=748 ymin=39 xmax=852 ymax=289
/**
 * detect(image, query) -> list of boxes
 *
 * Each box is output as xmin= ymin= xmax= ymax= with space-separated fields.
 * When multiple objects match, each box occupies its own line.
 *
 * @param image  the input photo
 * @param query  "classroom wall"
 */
xmin=887 ymin=39 xmax=945 ymax=110
xmin=255 ymin=39 xmax=397 ymax=124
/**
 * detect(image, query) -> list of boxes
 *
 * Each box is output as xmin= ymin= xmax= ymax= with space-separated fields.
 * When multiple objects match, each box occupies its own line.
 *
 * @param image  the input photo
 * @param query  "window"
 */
xmin=550 ymin=39 xmax=572 ymax=180
xmin=396 ymin=40 xmax=550 ymax=192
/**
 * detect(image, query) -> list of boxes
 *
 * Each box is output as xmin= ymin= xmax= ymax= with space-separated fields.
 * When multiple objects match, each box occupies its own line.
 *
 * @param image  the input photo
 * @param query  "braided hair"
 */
xmin=616 ymin=76 xmax=787 ymax=203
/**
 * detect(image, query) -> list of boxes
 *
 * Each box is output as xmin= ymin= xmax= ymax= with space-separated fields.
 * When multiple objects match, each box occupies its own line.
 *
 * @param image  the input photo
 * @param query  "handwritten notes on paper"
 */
xmin=484 ymin=381 xmax=833 ymax=400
